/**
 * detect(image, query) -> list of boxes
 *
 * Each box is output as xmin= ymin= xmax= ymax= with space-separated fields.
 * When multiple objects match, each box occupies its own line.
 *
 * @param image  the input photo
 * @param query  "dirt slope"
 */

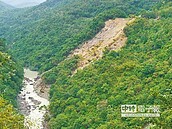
xmin=69 ymin=18 xmax=134 ymax=74
xmin=38 ymin=18 xmax=134 ymax=94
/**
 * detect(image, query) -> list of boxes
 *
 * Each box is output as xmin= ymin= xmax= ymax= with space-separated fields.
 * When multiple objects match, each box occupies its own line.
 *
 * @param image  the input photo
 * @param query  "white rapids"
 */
xmin=18 ymin=68 xmax=49 ymax=129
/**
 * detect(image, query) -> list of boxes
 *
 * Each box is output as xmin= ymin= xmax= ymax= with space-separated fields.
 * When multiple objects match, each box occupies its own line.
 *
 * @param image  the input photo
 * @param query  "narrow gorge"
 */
xmin=18 ymin=69 xmax=49 ymax=129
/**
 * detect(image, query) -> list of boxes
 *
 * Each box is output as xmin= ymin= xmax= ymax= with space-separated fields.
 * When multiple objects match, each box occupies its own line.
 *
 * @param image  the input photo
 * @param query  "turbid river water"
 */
xmin=18 ymin=69 xmax=49 ymax=129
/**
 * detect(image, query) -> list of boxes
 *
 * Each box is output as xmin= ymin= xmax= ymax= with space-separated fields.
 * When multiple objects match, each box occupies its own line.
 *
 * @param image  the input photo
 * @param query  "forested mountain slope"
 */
xmin=44 ymin=1 xmax=172 ymax=128
xmin=0 ymin=0 xmax=171 ymax=128
xmin=0 ymin=97 xmax=24 ymax=128
xmin=0 ymin=1 xmax=14 ymax=13
xmin=0 ymin=0 xmax=159 ymax=72
xmin=0 ymin=39 xmax=23 ymax=107
xmin=0 ymin=39 xmax=24 ymax=128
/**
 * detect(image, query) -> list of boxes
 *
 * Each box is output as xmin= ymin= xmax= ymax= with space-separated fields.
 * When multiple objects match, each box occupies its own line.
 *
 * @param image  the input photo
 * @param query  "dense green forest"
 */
xmin=0 ymin=1 xmax=14 ymax=14
xmin=43 ymin=1 xmax=172 ymax=128
xmin=0 ymin=39 xmax=24 ymax=128
xmin=0 ymin=0 xmax=159 ymax=72
xmin=0 ymin=39 xmax=23 ymax=106
xmin=0 ymin=0 xmax=171 ymax=128
xmin=0 ymin=97 xmax=24 ymax=129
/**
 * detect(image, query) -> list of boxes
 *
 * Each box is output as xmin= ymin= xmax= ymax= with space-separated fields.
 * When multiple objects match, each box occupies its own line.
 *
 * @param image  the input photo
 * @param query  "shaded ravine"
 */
xmin=18 ymin=68 xmax=49 ymax=129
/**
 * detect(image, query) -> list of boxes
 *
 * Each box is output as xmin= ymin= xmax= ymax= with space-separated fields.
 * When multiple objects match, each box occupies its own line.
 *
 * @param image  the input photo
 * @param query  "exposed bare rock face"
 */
xmin=69 ymin=18 xmax=135 ymax=74
xmin=34 ymin=77 xmax=50 ymax=100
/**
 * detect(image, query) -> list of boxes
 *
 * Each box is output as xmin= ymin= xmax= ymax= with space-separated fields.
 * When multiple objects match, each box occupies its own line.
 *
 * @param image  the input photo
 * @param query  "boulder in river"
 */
xmin=26 ymin=91 xmax=30 ymax=94
xmin=24 ymin=77 xmax=32 ymax=82
xmin=28 ymin=97 xmax=34 ymax=100
xmin=32 ymin=99 xmax=41 ymax=105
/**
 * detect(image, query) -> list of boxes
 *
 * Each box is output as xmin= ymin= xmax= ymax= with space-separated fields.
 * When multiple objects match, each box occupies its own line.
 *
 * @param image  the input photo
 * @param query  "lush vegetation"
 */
xmin=0 ymin=39 xmax=23 ymax=107
xmin=45 ymin=1 xmax=172 ymax=128
xmin=0 ymin=1 xmax=14 ymax=14
xmin=0 ymin=39 xmax=24 ymax=128
xmin=0 ymin=0 xmax=171 ymax=128
xmin=0 ymin=0 xmax=159 ymax=72
xmin=0 ymin=97 xmax=24 ymax=129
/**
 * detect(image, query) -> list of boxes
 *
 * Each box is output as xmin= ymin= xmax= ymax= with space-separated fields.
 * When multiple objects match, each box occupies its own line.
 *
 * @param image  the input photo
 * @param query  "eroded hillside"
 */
xmin=41 ymin=18 xmax=133 ymax=95
xmin=69 ymin=18 xmax=134 ymax=73
xmin=0 ymin=0 xmax=158 ymax=72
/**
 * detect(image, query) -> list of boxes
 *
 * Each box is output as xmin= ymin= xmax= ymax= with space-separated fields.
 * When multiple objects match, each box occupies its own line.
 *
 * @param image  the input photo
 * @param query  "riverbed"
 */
xmin=18 ymin=68 xmax=49 ymax=129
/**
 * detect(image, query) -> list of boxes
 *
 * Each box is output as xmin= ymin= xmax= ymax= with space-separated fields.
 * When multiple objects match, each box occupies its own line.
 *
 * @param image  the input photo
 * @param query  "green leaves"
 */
xmin=0 ymin=0 xmax=159 ymax=72
xmin=48 ymin=1 xmax=172 ymax=128
xmin=0 ymin=97 xmax=24 ymax=129
xmin=0 ymin=40 xmax=23 ymax=107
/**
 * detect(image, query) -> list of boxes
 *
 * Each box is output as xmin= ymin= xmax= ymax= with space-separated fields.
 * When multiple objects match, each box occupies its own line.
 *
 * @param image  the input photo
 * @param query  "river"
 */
xmin=18 ymin=68 xmax=49 ymax=129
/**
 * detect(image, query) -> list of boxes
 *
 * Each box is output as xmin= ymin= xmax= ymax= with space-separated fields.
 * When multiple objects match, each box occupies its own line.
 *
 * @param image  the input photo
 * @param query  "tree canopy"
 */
xmin=45 ymin=1 xmax=172 ymax=128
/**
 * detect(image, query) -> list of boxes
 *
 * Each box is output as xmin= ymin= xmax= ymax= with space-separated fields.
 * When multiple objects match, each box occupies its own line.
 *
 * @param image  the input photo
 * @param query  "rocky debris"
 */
xmin=28 ymin=97 xmax=33 ymax=100
xmin=34 ymin=76 xmax=40 ymax=81
xmin=34 ymin=78 xmax=50 ymax=100
xmin=69 ymin=18 xmax=134 ymax=74
xmin=32 ymin=99 xmax=41 ymax=105
xmin=31 ymin=105 xmax=37 ymax=110
xmin=24 ymin=77 xmax=32 ymax=82
xmin=26 ymin=91 xmax=30 ymax=94
xmin=18 ymin=69 xmax=49 ymax=129
xmin=17 ymin=96 xmax=31 ymax=116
